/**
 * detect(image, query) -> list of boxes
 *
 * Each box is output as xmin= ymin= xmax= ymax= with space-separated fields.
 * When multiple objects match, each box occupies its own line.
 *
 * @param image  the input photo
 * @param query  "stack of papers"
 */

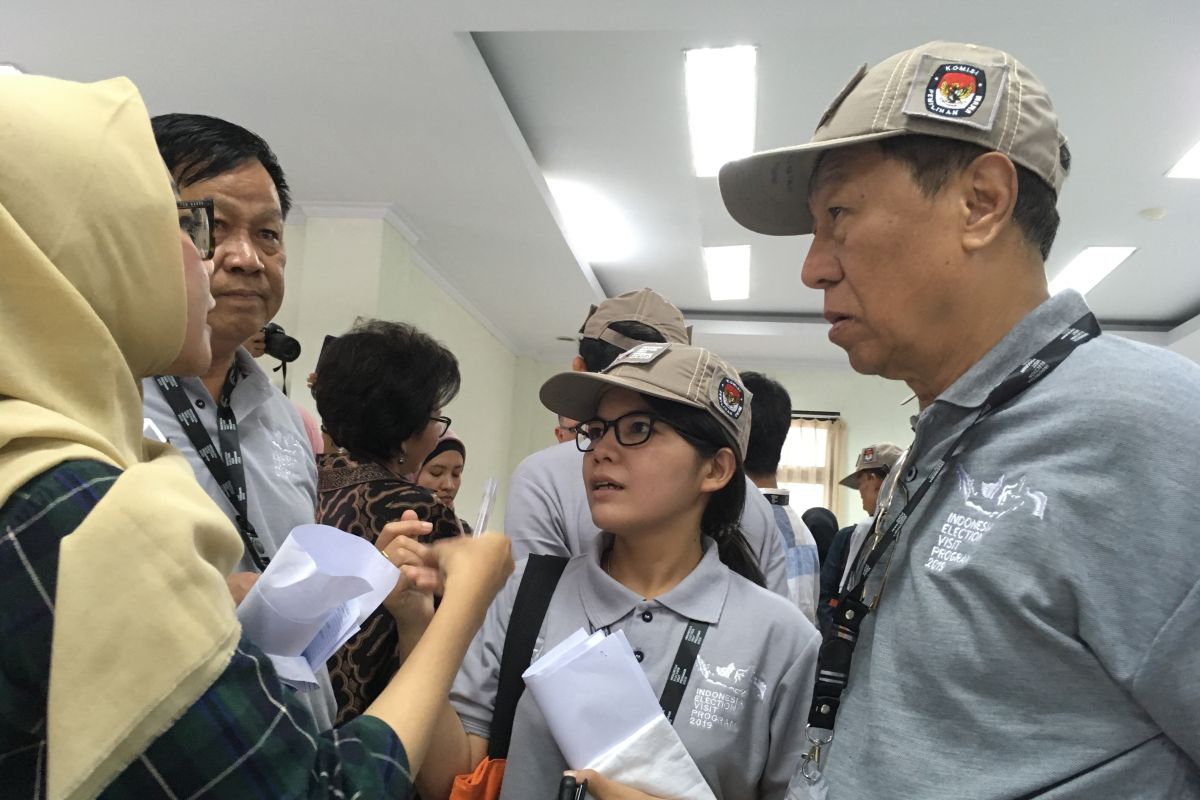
xmin=236 ymin=524 xmax=399 ymax=691
xmin=523 ymin=628 xmax=716 ymax=799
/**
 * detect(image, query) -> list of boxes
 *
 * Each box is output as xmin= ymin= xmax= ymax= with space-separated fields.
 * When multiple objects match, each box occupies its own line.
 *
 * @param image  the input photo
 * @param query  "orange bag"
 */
xmin=449 ymin=757 xmax=506 ymax=800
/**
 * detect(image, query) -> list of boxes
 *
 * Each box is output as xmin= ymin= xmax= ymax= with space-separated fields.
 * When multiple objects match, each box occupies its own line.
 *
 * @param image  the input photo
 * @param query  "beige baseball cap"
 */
xmin=540 ymin=342 xmax=752 ymax=459
xmin=579 ymin=288 xmax=692 ymax=351
xmin=719 ymin=41 xmax=1069 ymax=236
xmin=839 ymin=443 xmax=905 ymax=489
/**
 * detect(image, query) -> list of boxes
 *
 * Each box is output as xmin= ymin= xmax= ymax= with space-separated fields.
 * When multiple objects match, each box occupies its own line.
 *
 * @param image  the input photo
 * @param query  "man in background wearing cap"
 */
xmin=840 ymin=442 xmax=903 ymax=518
xmin=817 ymin=443 xmax=903 ymax=634
xmin=504 ymin=288 xmax=789 ymax=598
xmin=722 ymin=42 xmax=1200 ymax=798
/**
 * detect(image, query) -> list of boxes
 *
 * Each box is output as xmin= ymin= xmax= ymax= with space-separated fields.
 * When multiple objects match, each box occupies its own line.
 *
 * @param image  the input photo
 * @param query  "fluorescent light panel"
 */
xmin=685 ymin=46 xmax=757 ymax=177
xmin=1048 ymin=246 xmax=1135 ymax=296
xmin=545 ymin=177 xmax=635 ymax=263
xmin=1167 ymin=139 xmax=1200 ymax=178
xmin=704 ymin=245 xmax=750 ymax=301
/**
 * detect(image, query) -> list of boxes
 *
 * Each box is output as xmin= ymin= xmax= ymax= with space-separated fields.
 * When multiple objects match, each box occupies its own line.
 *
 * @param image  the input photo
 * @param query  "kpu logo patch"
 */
xmin=716 ymin=377 xmax=744 ymax=419
xmin=925 ymin=63 xmax=986 ymax=118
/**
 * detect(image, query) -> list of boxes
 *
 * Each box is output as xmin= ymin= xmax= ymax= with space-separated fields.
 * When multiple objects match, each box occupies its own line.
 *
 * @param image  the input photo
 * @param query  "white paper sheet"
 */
xmin=522 ymin=628 xmax=662 ymax=768
xmin=585 ymin=714 xmax=717 ymax=800
xmin=236 ymin=524 xmax=399 ymax=691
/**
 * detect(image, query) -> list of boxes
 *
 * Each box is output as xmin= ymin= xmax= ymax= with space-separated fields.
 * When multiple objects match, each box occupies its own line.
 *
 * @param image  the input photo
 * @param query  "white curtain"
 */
xmin=777 ymin=417 xmax=844 ymax=511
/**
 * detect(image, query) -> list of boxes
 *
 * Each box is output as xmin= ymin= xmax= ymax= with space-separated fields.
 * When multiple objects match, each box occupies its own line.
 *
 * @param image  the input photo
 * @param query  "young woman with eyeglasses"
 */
xmin=311 ymin=320 xmax=468 ymax=725
xmin=411 ymin=343 xmax=820 ymax=800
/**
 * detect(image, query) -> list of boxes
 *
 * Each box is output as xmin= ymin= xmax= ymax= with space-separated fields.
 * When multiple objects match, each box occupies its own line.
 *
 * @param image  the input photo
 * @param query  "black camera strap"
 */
xmin=154 ymin=367 xmax=270 ymax=571
xmin=799 ymin=313 xmax=1101 ymax=777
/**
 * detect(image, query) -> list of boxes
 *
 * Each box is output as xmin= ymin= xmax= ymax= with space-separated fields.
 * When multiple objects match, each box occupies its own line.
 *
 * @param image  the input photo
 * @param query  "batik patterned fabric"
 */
xmin=317 ymin=452 xmax=462 ymax=725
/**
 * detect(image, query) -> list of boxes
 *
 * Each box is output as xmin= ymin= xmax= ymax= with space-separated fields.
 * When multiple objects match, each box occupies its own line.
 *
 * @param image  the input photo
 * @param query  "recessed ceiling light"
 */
xmin=0 ymin=63 xmax=25 ymax=76
xmin=545 ymin=177 xmax=635 ymax=263
xmin=684 ymin=46 xmax=757 ymax=177
xmin=1048 ymin=246 xmax=1136 ymax=296
xmin=704 ymin=245 xmax=750 ymax=301
xmin=1167 ymin=139 xmax=1200 ymax=179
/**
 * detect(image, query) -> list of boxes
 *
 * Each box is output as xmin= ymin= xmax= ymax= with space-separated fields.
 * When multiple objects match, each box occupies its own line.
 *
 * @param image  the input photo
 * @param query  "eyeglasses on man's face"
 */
xmin=177 ymin=198 xmax=215 ymax=260
xmin=574 ymin=411 xmax=668 ymax=453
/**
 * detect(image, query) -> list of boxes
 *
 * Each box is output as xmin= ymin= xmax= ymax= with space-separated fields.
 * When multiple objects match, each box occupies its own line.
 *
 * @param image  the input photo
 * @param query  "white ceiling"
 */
xmin=7 ymin=0 xmax=1200 ymax=367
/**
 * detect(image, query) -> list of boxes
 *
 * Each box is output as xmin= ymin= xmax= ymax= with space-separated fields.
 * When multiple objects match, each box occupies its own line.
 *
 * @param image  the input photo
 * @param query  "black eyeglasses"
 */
xmin=575 ymin=411 xmax=673 ymax=452
xmin=431 ymin=415 xmax=452 ymax=437
xmin=177 ymin=198 xmax=215 ymax=259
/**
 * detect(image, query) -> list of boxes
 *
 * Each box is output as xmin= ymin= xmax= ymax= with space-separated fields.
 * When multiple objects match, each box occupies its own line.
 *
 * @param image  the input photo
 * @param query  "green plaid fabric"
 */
xmin=0 ymin=459 xmax=413 ymax=798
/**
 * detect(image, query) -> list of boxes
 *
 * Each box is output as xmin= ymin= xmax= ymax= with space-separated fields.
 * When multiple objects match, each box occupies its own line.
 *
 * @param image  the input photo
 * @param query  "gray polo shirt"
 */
xmin=793 ymin=291 xmax=1200 ymax=799
xmin=505 ymin=440 xmax=790 ymax=598
xmin=143 ymin=349 xmax=336 ymax=732
xmin=451 ymin=537 xmax=820 ymax=799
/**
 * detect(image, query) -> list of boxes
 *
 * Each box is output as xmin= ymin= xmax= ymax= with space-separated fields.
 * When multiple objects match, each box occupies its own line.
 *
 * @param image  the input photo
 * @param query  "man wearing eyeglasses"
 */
xmin=722 ymin=42 xmax=1200 ymax=799
xmin=143 ymin=115 xmax=335 ymax=732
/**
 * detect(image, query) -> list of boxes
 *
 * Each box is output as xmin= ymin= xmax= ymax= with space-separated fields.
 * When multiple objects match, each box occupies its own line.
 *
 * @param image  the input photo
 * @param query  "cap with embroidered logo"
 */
xmin=540 ymin=342 xmax=751 ymax=460
xmin=719 ymin=41 xmax=1069 ymax=236
xmin=578 ymin=288 xmax=692 ymax=352
xmin=839 ymin=442 xmax=905 ymax=489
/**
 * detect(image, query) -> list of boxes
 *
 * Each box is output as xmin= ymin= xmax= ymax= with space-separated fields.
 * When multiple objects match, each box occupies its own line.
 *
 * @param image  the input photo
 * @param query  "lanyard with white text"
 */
xmin=800 ymin=313 xmax=1101 ymax=778
xmin=660 ymin=620 xmax=709 ymax=724
xmin=154 ymin=368 xmax=270 ymax=571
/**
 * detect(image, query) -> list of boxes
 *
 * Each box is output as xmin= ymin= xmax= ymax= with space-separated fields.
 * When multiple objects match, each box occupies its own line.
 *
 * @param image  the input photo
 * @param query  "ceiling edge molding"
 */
xmin=458 ymin=30 xmax=605 ymax=301
xmin=294 ymin=200 xmax=525 ymax=357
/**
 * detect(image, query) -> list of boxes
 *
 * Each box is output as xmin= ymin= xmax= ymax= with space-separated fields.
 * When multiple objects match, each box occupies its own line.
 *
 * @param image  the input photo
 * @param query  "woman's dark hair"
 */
xmin=578 ymin=320 xmax=667 ymax=373
xmin=643 ymin=395 xmax=765 ymax=587
xmin=312 ymin=320 xmax=460 ymax=465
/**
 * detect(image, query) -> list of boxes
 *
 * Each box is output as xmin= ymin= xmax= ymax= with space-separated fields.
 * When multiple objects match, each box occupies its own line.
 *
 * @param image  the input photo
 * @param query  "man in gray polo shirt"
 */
xmin=143 ymin=114 xmax=335 ymax=731
xmin=504 ymin=288 xmax=789 ymax=597
xmin=721 ymin=41 xmax=1200 ymax=798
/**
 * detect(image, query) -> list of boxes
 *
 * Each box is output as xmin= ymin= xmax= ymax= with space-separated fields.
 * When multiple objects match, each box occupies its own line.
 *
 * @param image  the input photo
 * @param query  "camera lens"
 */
xmin=262 ymin=323 xmax=301 ymax=363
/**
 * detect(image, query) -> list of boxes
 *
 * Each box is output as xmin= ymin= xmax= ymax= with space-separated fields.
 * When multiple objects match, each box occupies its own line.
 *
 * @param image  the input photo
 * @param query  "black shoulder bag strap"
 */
xmin=488 ymin=553 xmax=570 ymax=760
xmin=154 ymin=368 xmax=270 ymax=571
xmin=800 ymin=313 xmax=1101 ymax=781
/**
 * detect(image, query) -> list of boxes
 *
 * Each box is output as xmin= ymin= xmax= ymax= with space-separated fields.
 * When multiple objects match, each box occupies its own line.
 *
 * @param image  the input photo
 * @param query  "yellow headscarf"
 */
xmin=0 ymin=76 xmax=245 ymax=798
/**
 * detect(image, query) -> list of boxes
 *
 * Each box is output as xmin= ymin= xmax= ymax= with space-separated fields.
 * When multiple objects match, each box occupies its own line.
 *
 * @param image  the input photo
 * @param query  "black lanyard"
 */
xmin=154 ymin=367 xmax=270 ymax=571
xmin=806 ymin=313 xmax=1100 ymax=736
xmin=660 ymin=620 xmax=709 ymax=723
xmin=595 ymin=617 xmax=709 ymax=725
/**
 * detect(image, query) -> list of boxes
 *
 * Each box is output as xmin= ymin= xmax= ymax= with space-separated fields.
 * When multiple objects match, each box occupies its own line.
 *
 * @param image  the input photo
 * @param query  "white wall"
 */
xmin=274 ymin=215 xmax=522 ymax=527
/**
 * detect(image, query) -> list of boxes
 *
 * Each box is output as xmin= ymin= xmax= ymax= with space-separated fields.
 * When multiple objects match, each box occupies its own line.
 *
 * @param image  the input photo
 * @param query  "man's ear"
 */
xmin=958 ymin=151 xmax=1019 ymax=254
xmin=699 ymin=448 xmax=738 ymax=494
xmin=571 ymin=355 xmax=587 ymax=373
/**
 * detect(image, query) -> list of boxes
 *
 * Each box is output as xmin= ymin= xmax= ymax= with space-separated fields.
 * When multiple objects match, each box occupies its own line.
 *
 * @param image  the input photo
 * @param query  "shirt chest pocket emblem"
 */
xmin=956 ymin=464 xmax=1047 ymax=521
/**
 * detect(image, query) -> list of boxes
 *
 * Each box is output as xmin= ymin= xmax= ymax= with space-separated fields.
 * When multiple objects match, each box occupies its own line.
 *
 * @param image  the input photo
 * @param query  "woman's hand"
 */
xmin=434 ymin=532 xmax=513 ymax=611
xmin=377 ymin=511 xmax=440 ymax=629
xmin=563 ymin=770 xmax=668 ymax=800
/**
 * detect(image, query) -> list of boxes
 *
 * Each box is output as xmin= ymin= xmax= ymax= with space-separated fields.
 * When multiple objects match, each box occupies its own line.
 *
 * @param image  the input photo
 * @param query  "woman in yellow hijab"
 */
xmin=0 ymin=75 xmax=511 ymax=799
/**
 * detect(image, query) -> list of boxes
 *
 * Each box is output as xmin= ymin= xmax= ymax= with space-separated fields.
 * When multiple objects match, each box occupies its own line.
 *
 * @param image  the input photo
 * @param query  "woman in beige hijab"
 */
xmin=0 ymin=75 xmax=511 ymax=799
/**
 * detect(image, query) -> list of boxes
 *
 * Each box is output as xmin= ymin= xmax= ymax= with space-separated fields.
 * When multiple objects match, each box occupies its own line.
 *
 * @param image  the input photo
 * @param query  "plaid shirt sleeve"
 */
xmin=0 ymin=459 xmax=414 ymax=799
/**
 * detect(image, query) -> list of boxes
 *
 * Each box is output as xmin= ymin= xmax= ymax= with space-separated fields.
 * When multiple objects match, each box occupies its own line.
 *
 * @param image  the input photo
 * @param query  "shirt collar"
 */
xmin=579 ymin=534 xmax=730 ymax=629
xmin=934 ymin=290 xmax=1094 ymax=410
xmin=181 ymin=347 xmax=272 ymax=406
